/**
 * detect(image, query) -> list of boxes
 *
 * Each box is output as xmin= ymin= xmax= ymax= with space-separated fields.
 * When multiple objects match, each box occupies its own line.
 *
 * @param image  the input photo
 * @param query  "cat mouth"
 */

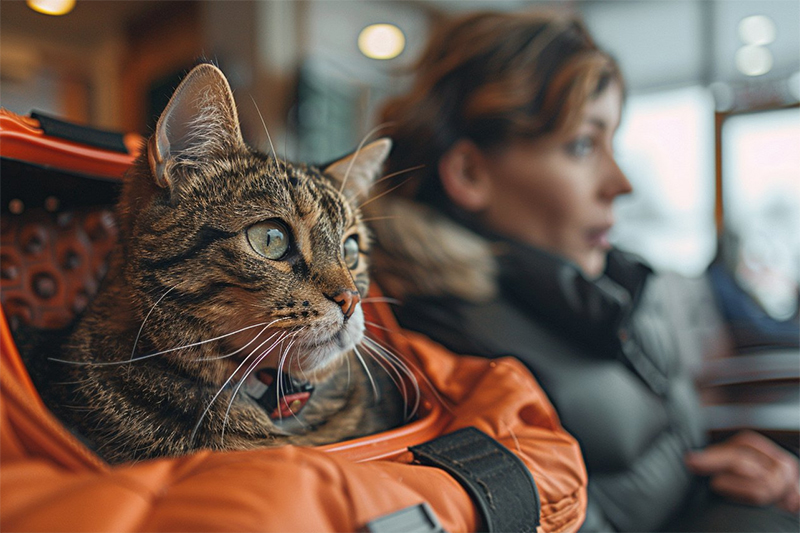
xmin=231 ymin=326 xmax=357 ymax=420
xmin=226 ymin=322 xmax=362 ymax=423
xmin=238 ymin=367 xmax=316 ymax=421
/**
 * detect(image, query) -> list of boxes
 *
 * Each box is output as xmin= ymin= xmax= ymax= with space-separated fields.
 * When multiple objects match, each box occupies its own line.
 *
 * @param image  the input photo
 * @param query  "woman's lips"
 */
xmin=586 ymin=225 xmax=612 ymax=249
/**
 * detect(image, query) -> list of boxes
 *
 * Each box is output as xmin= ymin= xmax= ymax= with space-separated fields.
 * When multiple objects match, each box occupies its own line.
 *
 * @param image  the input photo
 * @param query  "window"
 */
xmin=612 ymin=86 xmax=716 ymax=276
xmin=721 ymin=106 xmax=800 ymax=319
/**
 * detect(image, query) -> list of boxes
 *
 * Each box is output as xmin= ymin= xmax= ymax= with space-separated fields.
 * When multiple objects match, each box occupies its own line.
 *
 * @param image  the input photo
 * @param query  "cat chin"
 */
xmin=287 ymin=306 xmax=365 ymax=377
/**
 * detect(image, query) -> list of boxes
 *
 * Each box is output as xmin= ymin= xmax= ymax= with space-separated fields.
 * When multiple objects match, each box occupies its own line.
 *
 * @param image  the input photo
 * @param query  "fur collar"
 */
xmin=368 ymin=198 xmax=499 ymax=303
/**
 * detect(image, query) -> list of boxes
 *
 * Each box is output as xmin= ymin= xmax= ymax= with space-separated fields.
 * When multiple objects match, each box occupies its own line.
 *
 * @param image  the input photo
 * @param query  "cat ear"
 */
xmin=148 ymin=63 xmax=245 ymax=189
xmin=323 ymin=138 xmax=392 ymax=201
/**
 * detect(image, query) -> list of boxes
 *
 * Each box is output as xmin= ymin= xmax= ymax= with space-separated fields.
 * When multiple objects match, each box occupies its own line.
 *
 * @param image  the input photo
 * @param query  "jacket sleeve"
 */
xmin=401 ymin=330 xmax=588 ymax=533
xmin=1 ymin=317 xmax=586 ymax=532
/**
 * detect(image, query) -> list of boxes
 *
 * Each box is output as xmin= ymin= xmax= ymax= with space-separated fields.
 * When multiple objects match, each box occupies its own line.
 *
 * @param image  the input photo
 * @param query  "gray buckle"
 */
xmin=364 ymin=503 xmax=447 ymax=533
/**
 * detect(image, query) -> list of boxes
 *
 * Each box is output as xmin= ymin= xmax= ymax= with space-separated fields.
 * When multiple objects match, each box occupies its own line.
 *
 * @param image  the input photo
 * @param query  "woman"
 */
xmin=369 ymin=10 xmax=799 ymax=532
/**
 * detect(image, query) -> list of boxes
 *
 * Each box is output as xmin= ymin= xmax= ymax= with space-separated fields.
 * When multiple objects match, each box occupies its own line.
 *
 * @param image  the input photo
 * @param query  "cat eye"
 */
xmin=342 ymin=235 xmax=360 ymax=269
xmin=247 ymin=221 xmax=291 ymax=260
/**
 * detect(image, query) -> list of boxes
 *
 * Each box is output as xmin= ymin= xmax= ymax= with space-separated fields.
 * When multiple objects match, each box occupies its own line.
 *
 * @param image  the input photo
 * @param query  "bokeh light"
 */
xmin=26 ymin=0 xmax=76 ymax=16
xmin=358 ymin=24 xmax=405 ymax=60
xmin=735 ymin=45 xmax=774 ymax=76
xmin=738 ymin=15 xmax=776 ymax=46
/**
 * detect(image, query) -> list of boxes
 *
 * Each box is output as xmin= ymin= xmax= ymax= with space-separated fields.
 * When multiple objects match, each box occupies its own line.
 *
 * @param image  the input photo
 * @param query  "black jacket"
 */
xmin=395 ymin=245 xmax=707 ymax=531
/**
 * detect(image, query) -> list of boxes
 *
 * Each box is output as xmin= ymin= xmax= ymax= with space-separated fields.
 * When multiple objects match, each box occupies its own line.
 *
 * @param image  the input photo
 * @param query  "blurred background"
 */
xmin=1 ymin=0 xmax=798 ymax=316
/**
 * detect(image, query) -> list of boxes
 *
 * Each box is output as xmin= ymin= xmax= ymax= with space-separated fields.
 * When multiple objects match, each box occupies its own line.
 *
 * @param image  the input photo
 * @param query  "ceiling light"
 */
xmin=27 ymin=0 xmax=76 ymax=16
xmin=358 ymin=24 xmax=405 ymax=60
xmin=736 ymin=45 xmax=773 ymax=77
xmin=738 ymin=15 xmax=776 ymax=46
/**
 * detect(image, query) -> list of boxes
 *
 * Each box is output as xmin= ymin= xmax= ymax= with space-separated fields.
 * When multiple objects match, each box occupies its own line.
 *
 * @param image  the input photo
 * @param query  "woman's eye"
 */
xmin=246 ymin=221 xmax=291 ymax=260
xmin=566 ymin=136 xmax=595 ymax=158
xmin=342 ymin=236 xmax=360 ymax=269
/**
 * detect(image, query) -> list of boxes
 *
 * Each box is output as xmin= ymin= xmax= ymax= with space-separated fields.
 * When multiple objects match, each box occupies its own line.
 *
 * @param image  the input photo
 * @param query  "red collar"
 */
xmin=240 ymin=368 xmax=314 ymax=420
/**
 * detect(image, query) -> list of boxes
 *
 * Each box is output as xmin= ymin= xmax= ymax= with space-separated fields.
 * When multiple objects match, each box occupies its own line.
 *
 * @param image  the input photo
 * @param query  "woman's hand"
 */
xmin=685 ymin=431 xmax=799 ymax=513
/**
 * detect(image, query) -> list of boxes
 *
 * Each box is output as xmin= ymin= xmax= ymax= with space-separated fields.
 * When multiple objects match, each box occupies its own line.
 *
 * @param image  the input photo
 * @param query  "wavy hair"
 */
xmin=379 ymin=10 xmax=623 ymax=204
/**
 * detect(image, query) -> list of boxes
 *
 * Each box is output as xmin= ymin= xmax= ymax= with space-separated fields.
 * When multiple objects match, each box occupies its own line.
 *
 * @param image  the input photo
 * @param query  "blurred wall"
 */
xmin=3 ymin=0 xmax=797 ymax=137
xmin=1 ymin=0 xmax=798 ymax=281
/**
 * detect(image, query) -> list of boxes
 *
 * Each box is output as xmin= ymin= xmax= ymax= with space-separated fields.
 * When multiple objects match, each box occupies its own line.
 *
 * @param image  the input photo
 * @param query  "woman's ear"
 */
xmin=438 ymin=139 xmax=493 ymax=213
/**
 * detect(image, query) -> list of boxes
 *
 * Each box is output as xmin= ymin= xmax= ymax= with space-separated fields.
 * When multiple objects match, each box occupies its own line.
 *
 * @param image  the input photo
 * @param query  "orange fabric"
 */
xmin=0 ymin=300 xmax=587 ymax=532
xmin=0 ymin=108 xmax=586 ymax=531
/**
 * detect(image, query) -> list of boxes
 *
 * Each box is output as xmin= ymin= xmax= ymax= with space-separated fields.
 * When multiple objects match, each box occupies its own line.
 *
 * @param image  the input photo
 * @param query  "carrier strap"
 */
xmin=31 ymin=112 xmax=129 ymax=154
xmin=409 ymin=426 xmax=541 ymax=533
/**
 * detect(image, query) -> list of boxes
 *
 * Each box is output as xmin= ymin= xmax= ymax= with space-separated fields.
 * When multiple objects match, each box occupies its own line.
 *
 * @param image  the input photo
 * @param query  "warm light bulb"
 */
xmin=358 ymin=24 xmax=405 ymax=60
xmin=27 ymin=0 xmax=76 ymax=16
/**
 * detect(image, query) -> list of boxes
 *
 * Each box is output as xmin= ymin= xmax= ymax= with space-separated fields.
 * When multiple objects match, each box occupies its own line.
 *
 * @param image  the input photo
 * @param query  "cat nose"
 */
xmin=329 ymin=289 xmax=360 ymax=320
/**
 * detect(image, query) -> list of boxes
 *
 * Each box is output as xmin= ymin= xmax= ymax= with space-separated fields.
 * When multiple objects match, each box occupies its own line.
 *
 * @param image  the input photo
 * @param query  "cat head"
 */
xmin=120 ymin=63 xmax=390 ymax=380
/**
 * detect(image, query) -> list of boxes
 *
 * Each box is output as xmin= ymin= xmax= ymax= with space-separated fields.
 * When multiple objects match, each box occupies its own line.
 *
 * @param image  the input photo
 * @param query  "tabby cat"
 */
xmin=35 ymin=64 xmax=407 ymax=464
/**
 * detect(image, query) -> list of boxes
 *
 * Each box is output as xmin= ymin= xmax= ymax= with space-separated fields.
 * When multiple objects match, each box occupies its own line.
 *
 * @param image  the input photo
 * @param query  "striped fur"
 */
xmin=37 ymin=65 xmax=402 ymax=463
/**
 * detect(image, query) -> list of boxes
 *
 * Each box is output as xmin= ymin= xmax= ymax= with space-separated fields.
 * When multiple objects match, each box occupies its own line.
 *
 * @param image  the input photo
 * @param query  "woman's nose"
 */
xmin=602 ymin=157 xmax=633 ymax=200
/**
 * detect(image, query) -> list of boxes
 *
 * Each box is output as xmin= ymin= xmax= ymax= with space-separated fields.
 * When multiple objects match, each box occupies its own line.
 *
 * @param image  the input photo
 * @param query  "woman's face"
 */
xmin=480 ymin=81 xmax=631 ymax=278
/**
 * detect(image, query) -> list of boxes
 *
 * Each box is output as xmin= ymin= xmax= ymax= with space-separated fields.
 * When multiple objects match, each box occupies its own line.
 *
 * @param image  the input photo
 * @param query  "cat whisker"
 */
xmin=51 ymin=378 xmax=93 ymax=386
xmin=295 ymin=334 xmax=311 ymax=382
xmin=275 ymin=335 xmax=292 ymax=418
xmin=376 ymin=335 xmax=453 ymax=417
xmin=364 ymin=334 xmax=453 ymax=419
xmin=355 ymin=175 xmax=415 ymax=211
xmin=220 ymin=331 xmax=293 ymax=442
xmin=356 ymin=341 xmax=409 ymax=417
xmin=274 ymin=341 xmax=289 ymax=424
xmin=283 ymin=336 xmax=307 ymax=426
xmin=349 ymin=164 xmax=425 ymax=210
xmin=283 ymin=126 xmax=296 ymax=186
xmin=142 ymin=318 xmax=282 ymax=357
xmin=362 ymin=335 xmax=421 ymax=391
xmin=358 ymin=338 xmax=416 ymax=420
xmin=130 ymin=285 xmax=178 ymax=362
xmin=363 ymin=320 xmax=399 ymax=334
xmin=339 ymin=328 xmax=405 ymax=410
xmin=249 ymin=95 xmax=276 ymax=157
xmin=345 ymin=348 xmax=352 ymax=389
xmin=373 ymin=164 xmax=425 ymax=187
xmin=504 ymin=421 xmax=524 ymax=457
xmin=338 ymin=122 xmax=392 ymax=195
xmin=361 ymin=297 xmax=401 ymax=306
xmin=62 ymin=404 xmax=93 ymax=412
xmin=357 ymin=215 xmax=401 ymax=224
xmin=274 ymin=330 xmax=305 ymax=425
xmin=194 ymin=330 xmax=289 ymax=446
xmin=352 ymin=345 xmax=380 ymax=405
xmin=250 ymin=94 xmax=288 ymax=182
xmin=49 ymin=319 xmax=285 ymax=367
xmin=195 ymin=323 xmax=271 ymax=362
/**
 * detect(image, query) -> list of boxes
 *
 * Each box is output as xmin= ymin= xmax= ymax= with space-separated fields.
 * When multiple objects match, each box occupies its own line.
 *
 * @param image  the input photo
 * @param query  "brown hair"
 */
xmin=379 ymin=10 xmax=623 ymax=203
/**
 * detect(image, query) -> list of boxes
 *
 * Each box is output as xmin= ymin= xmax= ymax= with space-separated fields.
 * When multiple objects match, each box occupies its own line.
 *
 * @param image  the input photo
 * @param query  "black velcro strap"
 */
xmin=409 ymin=427 xmax=540 ymax=533
xmin=31 ymin=112 xmax=129 ymax=154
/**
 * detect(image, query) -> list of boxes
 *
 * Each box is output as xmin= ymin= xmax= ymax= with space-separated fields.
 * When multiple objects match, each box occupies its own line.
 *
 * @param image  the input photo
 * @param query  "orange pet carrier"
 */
xmin=0 ymin=109 xmax=587 ymax=533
